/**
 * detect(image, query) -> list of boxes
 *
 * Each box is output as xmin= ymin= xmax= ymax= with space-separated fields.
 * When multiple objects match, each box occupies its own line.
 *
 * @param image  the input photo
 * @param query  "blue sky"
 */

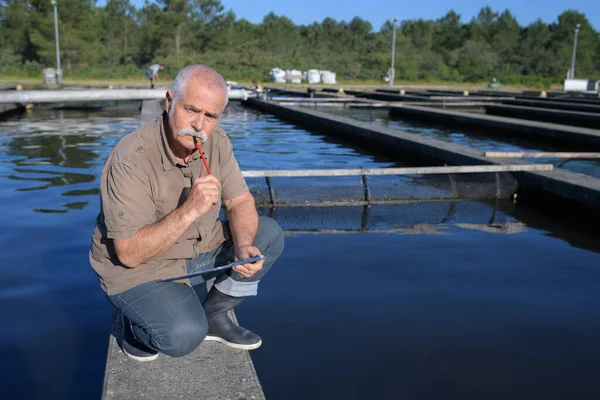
xmin=103 ymin=0 xmax=599 ymax=31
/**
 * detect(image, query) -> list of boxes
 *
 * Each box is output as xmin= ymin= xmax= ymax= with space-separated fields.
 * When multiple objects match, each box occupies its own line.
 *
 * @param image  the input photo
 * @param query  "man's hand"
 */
xmin=233 ymin=245 xmax=264 ymax=278
xmin=183 ymin=175 xmax=220 ymax=220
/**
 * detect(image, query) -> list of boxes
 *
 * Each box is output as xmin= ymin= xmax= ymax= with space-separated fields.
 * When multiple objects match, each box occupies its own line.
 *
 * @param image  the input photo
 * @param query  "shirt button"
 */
xmin=136 ymin=146 xmax=144 ymax=152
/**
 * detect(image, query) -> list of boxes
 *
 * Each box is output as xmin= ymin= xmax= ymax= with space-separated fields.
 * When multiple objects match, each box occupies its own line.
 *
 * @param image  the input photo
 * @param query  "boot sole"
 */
xmin=123 ymin=347 xmax=159 ymax=362
xmin=205 ymin=335 xmax=262 ymax=350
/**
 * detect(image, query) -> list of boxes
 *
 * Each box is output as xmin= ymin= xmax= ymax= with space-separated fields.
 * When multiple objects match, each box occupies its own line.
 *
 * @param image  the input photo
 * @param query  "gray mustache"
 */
xmin=178 ymin=127 xmax=208 ymax=143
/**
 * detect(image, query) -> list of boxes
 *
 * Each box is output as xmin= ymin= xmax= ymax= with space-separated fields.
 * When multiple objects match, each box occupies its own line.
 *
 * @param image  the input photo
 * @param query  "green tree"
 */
xmin=489 ymin=10 xmax=521 ymax=73
xmin=100 ymin=0 xmax=139 ymax=70
xmin=518 ymin=19 xmax=558 ymax=76
xmin=456 ymin=40 xmax=499 ymax=81
xmin=550 ymin=10 xmax=599 ymax=79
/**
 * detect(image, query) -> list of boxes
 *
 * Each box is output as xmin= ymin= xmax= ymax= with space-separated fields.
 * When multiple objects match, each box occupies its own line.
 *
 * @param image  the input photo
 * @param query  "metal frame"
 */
xmin=243 ymin=165 xmax=551 ymax=207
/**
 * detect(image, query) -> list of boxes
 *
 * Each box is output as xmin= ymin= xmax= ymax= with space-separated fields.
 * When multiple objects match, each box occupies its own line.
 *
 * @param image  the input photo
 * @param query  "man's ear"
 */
xmin=165 ymin=89 xmax=173 ymax=114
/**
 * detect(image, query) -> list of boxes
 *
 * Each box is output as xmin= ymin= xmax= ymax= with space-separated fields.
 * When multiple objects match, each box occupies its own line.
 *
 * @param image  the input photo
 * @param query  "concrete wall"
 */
xmin=503 ymin=99 xmax=600 ymax=114
xmin=390 ymin=105 xmax=600 ymax=149
xmin=0 ymin=103 xmax=25 ymax=120
xmin=485 ymin=104 xmax=600 ymax=129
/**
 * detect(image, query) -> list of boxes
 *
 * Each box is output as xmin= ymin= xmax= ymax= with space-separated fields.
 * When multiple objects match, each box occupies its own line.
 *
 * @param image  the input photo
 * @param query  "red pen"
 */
xmin=193 ymin=136 xmax=211 ymax=174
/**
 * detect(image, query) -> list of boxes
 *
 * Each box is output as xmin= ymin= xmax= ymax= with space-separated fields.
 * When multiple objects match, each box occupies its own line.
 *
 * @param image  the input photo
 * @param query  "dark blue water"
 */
xmin=322 ymin=108 xmax=600 ymax=179
xmin=249 ymin=229 xmax=600 ymax=399
xmin=1 ymin=104 xmax=599 ymax=399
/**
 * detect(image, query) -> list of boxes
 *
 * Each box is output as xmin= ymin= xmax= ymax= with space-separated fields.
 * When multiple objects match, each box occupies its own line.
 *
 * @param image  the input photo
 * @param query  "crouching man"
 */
xmin=89 ymin=64 xmax=284 ymax=361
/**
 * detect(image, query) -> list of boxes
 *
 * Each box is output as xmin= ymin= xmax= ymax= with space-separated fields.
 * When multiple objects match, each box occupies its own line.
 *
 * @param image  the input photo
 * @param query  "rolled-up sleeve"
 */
xmin=219 ymin=135 xmax=248 ymax=201
xmin=103 ymin=161 xmax=155 ymax=239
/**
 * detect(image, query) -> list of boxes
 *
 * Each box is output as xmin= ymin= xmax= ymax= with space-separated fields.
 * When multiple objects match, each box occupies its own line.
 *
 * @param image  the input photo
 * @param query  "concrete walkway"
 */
xmin=102 ymin=308 xmax=266 ymax=400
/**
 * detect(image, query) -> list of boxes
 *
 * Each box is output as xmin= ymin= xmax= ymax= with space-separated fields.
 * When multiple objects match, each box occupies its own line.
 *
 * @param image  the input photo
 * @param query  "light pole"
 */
xmin=389 ymin=17 xmax=398 ymax=87
xmin=569 ymin=23 xmax=581 ymax=79
xmin=50 ymin=0 xmax=62 ymax=84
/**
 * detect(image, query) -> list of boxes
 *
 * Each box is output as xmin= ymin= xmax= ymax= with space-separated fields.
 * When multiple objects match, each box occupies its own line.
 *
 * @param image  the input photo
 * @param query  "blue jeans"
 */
xmin=107 ymin=217 xmax=284 ymax=357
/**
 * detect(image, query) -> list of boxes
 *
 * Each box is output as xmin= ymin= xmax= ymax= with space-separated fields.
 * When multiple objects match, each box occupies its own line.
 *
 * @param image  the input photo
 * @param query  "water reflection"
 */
xmin=0 ymin=107 xmax=140 ymax=213
xmin=257 ymin=201 xmax=522 ymax=234
xmin=0 ymin=104 xmax=401 ymax=215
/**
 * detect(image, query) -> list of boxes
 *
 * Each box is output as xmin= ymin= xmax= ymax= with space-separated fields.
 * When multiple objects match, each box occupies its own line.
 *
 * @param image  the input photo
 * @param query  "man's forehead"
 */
xmin=182 ymin=81 xmax=226 ymax=110
xmin=185 ymin=76 xmax=225 ymax=95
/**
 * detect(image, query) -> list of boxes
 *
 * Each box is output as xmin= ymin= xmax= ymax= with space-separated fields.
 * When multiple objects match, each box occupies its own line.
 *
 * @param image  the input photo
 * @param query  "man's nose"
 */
xmin=191 ymin=113 xmax=205 ymax=132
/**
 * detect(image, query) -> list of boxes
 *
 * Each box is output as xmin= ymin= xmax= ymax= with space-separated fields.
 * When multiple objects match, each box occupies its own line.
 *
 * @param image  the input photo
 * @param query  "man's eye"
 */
xmin=206 ymin=116 xmax=217 ymax=123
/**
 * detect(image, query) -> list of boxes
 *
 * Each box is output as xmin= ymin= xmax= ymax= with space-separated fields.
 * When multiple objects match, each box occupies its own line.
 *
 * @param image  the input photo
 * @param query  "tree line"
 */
xmin=1 ymin=0 xmax=599 ymax=87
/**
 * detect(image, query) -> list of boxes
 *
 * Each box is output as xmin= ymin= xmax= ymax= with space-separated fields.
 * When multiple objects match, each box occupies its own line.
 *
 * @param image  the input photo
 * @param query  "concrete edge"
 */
xmin=485 ymin=104 xmax=600 ymax=129
xmin=389 ymin=104 xmax=600 ymax=147
xmin=486 ymin=104 xmax=600 ymax=118
xmin=503 ymin=99 xmax=600 ymax=113
xmin=101 ymin=308 xmax=119 ymax=398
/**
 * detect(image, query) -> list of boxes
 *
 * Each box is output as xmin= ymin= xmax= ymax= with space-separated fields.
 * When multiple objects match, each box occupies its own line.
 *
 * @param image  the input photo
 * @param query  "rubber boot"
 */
xmin=122 ymin=314 xmax=159 ymax=362
xmin=203 ymin=288 xmax=262 ymax=350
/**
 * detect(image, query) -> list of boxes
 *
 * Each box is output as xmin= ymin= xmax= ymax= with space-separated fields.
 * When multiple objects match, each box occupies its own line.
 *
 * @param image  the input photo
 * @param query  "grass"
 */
xmin=0 ymin=75 xmax=562 ymax=92
xmin=0 ymin=75 xmax=155 ymax=86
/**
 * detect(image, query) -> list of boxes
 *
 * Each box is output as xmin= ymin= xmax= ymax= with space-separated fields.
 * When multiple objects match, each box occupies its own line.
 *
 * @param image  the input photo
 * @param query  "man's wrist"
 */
xmin=178 ymin=204 xmax=197 ymax=225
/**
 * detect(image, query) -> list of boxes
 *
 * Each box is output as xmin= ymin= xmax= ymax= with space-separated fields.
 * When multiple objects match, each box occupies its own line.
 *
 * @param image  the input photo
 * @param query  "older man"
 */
xmin=89 ymin=65 xmax=284 ymax=362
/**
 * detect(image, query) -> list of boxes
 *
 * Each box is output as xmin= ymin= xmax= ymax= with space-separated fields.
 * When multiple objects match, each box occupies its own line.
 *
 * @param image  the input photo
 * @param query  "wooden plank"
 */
xmin=486 ymin=152 xmax=600 ymax=159
xmin=272 ymin=97 xmax=358 ymax=102
xmin=242 ymin=164 xmax=553 ymax=178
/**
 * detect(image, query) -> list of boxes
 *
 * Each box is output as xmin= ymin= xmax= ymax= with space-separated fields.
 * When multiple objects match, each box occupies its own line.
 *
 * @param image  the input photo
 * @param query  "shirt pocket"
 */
xmin=155 ymin=197 xmax=201 ymax=242
xmin=154 ymin=188 xmax=186 ymax=219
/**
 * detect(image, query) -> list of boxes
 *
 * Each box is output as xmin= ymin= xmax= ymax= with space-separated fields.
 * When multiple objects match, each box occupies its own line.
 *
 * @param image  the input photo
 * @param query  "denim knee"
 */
xmin=257 ymin=216 xmax=284 ymax=257
xmin=155 ymin=316 xmax=208 ymax=357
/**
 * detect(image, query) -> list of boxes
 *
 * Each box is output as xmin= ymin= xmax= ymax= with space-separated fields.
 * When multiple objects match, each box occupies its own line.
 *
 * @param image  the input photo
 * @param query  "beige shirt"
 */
xmin=89 ymin=113 xmax=248 ymax=295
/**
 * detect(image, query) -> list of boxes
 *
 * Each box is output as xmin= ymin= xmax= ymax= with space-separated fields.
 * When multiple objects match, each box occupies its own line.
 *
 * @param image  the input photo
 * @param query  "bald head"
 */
xmin=170 ymin=65 xmax=228 ymax=115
